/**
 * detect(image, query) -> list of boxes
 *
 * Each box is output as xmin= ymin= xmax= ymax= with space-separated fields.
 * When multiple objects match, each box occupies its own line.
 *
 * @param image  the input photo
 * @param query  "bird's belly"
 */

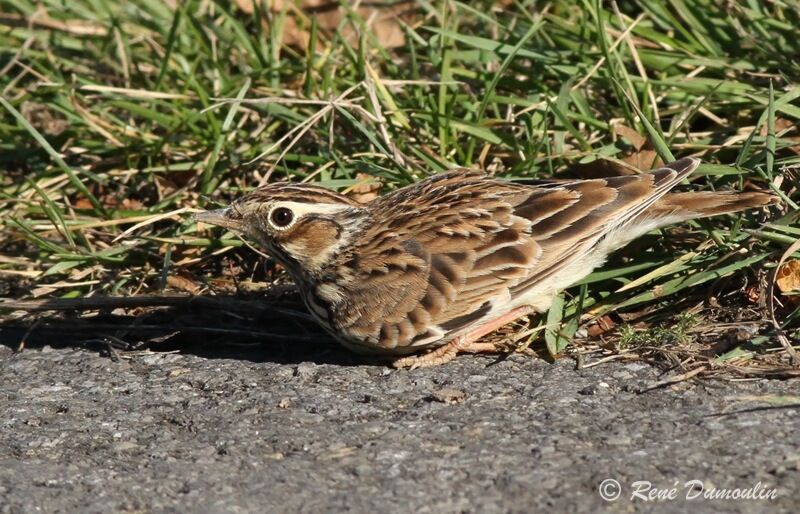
xmin=510 ymin=251 xmax=610 ymax=313
xmin=302 ymin=285 xmax=425 ymax=356
xmin=300 ymin=247 xmax=611 ymax=356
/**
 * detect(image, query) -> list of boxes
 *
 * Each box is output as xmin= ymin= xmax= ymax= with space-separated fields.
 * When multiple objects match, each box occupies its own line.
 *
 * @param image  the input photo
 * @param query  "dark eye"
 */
xmin=270 ymin=207 xmax=294 ymax=228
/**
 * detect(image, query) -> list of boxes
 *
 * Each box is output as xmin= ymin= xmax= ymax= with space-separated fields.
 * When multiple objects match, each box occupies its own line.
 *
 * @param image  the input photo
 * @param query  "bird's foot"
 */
xmin=392 ymin=305 xmax=535 ymax=369
xmin=391 ymin=337 xmax=498 ymax=369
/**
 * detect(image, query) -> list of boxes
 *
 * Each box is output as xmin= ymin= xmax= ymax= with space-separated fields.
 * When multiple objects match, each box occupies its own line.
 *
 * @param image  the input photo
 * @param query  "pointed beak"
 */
xmin=194 ymin=208 xmax=243 ymax=231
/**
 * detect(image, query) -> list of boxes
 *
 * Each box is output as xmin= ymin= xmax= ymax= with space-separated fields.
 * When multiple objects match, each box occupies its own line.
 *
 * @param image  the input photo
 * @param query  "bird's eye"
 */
xmin=270 ymin=207 xmax=294 ymax=228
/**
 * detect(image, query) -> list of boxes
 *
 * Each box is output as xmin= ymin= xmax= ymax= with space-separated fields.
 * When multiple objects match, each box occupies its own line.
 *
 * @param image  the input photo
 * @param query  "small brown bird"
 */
xmin=196 ymin=158 xmax=777 ymax=368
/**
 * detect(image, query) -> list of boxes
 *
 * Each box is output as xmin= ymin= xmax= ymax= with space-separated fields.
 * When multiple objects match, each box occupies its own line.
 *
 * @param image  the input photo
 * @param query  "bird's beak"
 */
xmin=194 ymin=208 xmax=243 ymax=231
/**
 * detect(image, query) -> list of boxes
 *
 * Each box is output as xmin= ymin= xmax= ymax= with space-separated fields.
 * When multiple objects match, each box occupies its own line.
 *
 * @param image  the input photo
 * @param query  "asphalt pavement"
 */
xmin=1 ymin=341 xmax=798 ymax=513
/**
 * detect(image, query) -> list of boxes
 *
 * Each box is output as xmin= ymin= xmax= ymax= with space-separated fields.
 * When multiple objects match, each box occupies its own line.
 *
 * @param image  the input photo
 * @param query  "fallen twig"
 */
xmin=638 ymin=365 xmax=708 ymax=393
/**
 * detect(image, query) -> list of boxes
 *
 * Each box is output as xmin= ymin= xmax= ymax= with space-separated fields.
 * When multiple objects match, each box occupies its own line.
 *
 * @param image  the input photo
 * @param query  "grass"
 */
xmin=1 ymin=0 xmax=799 ymax=374
xmin=617 ymin=312 xmax=698 ymax=349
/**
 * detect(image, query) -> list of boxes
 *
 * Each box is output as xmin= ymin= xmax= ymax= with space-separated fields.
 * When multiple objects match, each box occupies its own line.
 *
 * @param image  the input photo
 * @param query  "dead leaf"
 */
xmin=586 ymin=315 xmax=617 ymax=337
xmin=346 ymin=173 xmax=381 ymax=204
xmin=121 ymin=198 xmax=144 ymax=211
xmin=760 ymin=117 xmax=797 ymax=137
xmin=776 ymin=260 xmax=800 ymax=305
xmin=20 ymin=102 xmax=69 ymax=136
xmin=166 ymin=274 xmax=202 ymax=295
xmin=773 ymin=118 xmax=800 ymax=155
xmin=614 ymin=124 xmax=646 ymax=150
xmin=614 ymin=124 xmax=664 ymax=170
xmin=234 ymin=0 xmax=417 ymax=49
xmin=623 ymin=148 xmax=663 ymax=170
xmin=73 ymin=197 xmax=94 ymax=210
xmin=744 ymin=284 xmax=760 ymax=304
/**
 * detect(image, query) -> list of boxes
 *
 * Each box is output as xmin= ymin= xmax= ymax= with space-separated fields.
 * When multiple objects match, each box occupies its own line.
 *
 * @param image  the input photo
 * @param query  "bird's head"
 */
xmin=196 ymin=183 xmax=366 ymax=277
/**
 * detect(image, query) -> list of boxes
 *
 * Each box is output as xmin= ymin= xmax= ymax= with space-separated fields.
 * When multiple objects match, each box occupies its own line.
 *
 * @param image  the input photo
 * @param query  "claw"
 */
xmin=392 ymin=340 xmax=460 ymax=369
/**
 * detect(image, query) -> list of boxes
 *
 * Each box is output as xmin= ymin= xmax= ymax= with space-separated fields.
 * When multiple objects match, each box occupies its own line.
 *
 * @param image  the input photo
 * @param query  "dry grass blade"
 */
xmin=112 ymin=207 xmax=195 ymax=242
xmin=637 ymin=365 xmax=708 ymax=393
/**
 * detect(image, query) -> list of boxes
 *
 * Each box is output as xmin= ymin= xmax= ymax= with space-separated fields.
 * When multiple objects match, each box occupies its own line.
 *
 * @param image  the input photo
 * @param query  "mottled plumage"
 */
xmin=196 ymin=158 xmax=777 ymax=367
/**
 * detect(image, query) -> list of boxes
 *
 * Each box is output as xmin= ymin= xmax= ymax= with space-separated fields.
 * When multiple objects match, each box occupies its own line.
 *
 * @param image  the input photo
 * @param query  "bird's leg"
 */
xmin=392 ymin=306 xmax=535 ymax=369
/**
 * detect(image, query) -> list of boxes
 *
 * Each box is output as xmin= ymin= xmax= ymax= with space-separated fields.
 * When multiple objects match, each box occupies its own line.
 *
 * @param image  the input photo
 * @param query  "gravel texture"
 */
xmin=1 ymin=341 xmax=798 ymax=513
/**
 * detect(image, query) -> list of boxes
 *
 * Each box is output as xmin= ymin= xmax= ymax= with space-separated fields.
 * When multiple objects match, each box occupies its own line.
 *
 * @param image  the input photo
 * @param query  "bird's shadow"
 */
xmin=0 ymin=293 xmax=369 ymax=366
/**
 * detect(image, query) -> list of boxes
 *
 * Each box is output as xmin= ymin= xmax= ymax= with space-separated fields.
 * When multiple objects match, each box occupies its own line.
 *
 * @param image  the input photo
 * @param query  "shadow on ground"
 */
xmin=0 ymin=293 xmax=362 ymax=366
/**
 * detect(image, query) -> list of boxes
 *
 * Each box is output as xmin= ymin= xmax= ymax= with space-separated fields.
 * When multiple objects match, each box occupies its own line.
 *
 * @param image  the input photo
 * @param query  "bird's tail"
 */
xmin=652 ymin=190 xmax=779 ymax=221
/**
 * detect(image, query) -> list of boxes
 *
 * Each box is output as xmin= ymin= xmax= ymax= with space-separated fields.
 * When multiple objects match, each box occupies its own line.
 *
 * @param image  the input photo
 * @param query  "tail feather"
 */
xmin=653 ymin=190 xmax=779 ymax=221
xmin=602 ymin=188 xmax=778 ymax=255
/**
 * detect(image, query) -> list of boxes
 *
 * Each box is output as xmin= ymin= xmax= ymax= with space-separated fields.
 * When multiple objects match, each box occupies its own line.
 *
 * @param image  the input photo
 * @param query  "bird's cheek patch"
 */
xmin=280 ymin=218 xmax=343 ymax=267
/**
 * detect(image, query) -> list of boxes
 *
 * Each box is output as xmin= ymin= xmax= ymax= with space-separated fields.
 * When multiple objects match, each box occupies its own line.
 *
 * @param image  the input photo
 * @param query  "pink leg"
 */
xmin=392 ymin=306 xmax=534 ymax=369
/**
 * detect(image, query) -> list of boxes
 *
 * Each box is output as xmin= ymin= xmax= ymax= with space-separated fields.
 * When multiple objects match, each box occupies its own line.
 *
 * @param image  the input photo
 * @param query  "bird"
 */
xmin=195 ymin=157 xmax=778 ymax=368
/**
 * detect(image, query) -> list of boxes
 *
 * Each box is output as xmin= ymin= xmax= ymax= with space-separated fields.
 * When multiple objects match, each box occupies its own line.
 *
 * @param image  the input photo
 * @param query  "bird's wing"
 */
xmin=508 ymin=157 xmax=700 ymax=299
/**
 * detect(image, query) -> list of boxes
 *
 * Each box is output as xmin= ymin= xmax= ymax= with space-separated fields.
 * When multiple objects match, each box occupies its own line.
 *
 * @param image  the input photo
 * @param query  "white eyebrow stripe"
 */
xmin=243 ymin=200 xmax=354 ymax=231
xmin=271 ymin=201 xmax=353 ymax=219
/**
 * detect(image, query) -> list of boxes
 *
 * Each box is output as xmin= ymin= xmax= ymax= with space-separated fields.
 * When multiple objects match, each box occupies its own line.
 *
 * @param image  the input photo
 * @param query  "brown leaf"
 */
xmin=744 ymin=284 xmax=760 ymax=304
xmin=614 ymin=124 xmax=664 ymax=170
xmin=586 ymin=315 xmax=617 ymax=337
xmin=614 ymin=124 xmax=647 ymax=151
xmin=347 ymin=173 xmax=381 ymax=204
xmin=166 ymin=274 xmax=202 ymax=295
xmin=207 ymin=278 xmax=238 ymax=293
xmin=776 ymin=260 xmax=800 ymax=305
xmin=760 ymin=117 xmax=796 ymax=137
xmin=234 ymin=0 xmax=416 ymax=49
xmin=622 ymin=148 xmax=663 ymax=171
xmin=771 ymin=118 xmax=800 ymax=155
xmin=121 ymin=198 xmax=144 ymax=211
xmin=73 ymin=197 xmax=94 ymax=210
xmin=20 ymin=102 xmax=69 ymax=136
